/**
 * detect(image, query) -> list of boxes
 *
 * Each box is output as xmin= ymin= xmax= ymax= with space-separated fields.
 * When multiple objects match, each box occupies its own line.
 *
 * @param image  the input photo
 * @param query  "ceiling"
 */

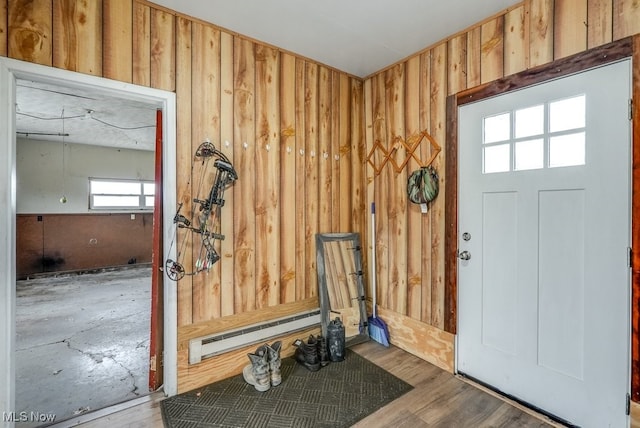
xmin=152 ymin=0 xmax=520 ymax=78
xmin=16 ymin=0 xmax=520 ymax=151
xmin=16 ymin=79 xmax=159 ymax=151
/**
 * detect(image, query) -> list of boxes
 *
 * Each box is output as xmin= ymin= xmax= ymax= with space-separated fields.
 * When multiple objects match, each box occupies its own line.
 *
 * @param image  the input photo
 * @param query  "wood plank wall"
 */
xmin=2 ymin=0 xmax=365 ymax=390
xmin=363 ymin=0 xmax=640 ymax=336
xmin=4 ymin=0 xmax=640 ymax=392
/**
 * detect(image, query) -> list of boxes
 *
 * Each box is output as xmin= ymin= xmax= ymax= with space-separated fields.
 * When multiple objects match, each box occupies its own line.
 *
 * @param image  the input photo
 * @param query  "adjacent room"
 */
xmin=13 ymin=79 xmax=160 ymax=425
xmin=1 ymin=0 xmax=640 ymax=427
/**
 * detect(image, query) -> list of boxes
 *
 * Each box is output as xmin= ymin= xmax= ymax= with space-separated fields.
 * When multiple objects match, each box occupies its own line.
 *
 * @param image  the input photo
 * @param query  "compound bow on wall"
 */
xmin=165 ymin=140 xmax=238 ymax=281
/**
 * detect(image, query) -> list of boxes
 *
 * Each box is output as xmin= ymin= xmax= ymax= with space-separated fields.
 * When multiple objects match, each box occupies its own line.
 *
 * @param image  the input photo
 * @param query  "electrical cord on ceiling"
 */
xmin=17 ymin=111 xmax=85 ymax=120
xmin=16 ymin=111 xmax=155 ymax=130
xmin=89 ymin=116 xmax=155 ymax=130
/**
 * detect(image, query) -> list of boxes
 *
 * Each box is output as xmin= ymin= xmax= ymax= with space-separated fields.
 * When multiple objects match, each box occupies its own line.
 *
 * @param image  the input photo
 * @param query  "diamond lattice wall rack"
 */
xmin=367 ymin=130 xmax=441 ymax=176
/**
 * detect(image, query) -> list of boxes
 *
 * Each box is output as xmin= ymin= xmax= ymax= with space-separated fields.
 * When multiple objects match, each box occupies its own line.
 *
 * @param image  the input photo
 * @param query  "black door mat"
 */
xmin=161 ymin=348 xmax=413 ymax=428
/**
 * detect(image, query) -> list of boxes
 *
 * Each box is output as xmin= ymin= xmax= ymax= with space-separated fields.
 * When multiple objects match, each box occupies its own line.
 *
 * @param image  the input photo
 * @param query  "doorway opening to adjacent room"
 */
xmin=0 ymin=57 xmax=178 ymax=426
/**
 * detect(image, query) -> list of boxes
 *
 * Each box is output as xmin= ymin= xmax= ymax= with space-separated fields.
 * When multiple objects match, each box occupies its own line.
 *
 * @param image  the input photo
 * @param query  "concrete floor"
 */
xmin=15 ymin=266 xmax=152 ymax=427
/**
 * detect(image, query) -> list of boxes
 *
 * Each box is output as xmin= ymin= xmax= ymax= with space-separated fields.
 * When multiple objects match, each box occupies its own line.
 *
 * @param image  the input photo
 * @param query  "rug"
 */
xmin=161 ymin=349 xmax=413 ymax=428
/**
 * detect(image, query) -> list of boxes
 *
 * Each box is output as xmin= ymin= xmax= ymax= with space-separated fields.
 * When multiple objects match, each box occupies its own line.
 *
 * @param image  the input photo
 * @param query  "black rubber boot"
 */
xmin=317 ymin=334 xmax=330 ymax=367
xmin=293 ymin=335 xmax=321 ymax=372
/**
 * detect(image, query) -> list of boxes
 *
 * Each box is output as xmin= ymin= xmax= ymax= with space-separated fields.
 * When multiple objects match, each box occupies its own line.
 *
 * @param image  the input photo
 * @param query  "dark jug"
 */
xmin=327 ymin=316 xmax=346 ymax=362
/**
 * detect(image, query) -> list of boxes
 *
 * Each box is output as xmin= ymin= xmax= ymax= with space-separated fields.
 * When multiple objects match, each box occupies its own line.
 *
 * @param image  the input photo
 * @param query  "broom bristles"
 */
xmin=368 ymin=316 xmax=390 ymax=347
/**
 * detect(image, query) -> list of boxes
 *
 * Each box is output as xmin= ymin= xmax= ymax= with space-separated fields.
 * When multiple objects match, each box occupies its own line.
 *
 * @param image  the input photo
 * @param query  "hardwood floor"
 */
xmin=62 ymin=341 xmax=560 ymax=427
xmin=351 ymin=342 xmax=559 ymax=427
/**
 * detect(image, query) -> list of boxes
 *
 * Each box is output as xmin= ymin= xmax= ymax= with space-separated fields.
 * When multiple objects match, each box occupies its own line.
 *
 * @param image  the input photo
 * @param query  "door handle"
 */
xmin=458 ymin=250 xmax=471 ymax=261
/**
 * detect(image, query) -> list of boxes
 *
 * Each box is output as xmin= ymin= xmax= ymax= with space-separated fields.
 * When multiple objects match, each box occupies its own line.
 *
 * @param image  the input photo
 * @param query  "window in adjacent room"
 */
xmin=89 ymin=178 xmax=154 ymax=210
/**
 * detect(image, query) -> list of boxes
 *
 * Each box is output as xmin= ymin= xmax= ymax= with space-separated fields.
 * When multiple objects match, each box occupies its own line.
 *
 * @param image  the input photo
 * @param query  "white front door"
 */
xmin=457 ymin=60 xmax=631 ymax=427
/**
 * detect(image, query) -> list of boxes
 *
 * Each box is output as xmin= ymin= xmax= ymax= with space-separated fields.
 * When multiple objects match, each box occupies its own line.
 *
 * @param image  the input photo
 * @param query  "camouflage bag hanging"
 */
xmin=407 ymin=166 xmax=439 ymax=209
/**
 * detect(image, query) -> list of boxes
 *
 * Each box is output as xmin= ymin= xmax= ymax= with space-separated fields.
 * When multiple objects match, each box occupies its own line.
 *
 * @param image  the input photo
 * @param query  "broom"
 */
xmin=368 ymin=202 xmax=390 ymax=347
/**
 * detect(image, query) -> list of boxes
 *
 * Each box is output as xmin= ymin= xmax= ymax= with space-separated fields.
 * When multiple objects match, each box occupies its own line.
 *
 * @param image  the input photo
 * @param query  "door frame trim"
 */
xmin=444 ymin=35 xmax=640 ymax=399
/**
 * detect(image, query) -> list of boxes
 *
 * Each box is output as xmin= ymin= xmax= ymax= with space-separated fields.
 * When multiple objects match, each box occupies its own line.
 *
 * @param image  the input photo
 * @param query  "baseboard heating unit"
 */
xmin=189 ymin=308 xmax=321 ymax=364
